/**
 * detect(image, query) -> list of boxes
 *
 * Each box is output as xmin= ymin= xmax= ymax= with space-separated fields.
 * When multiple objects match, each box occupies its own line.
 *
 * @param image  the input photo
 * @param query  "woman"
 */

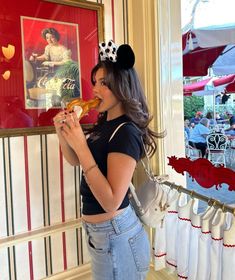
xmin=189 ymin=118 xmax=210 ymax=158
xmin=29 ymin=27 xmax=72 ymax=67
xmin=53 ymin=41 xmax=161 ymax=279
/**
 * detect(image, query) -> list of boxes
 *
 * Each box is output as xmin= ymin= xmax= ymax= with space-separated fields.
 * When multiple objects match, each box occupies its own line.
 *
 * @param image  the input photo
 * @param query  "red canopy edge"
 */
xmin=183 ymin=78 xmax=211 ymax=94
xmin=183 ymin=74 xmax=235 ymax=95
xmin=182 ymin=32 xmax=226 ymax=77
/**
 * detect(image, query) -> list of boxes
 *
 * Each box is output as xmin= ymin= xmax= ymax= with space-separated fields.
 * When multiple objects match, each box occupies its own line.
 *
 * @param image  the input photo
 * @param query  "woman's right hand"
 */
xmin=53 ymin=111 xmax=66 ymax=134
xmin=29 ymin=53 xmax=38 ymax=61
xmin=53 ymin=110 xmax=80 ymax=166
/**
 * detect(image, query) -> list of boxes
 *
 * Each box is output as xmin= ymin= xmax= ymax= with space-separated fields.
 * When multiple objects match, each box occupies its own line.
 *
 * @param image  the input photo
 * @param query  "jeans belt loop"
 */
xmin=111 ymin=219 xmax=121 ymax=235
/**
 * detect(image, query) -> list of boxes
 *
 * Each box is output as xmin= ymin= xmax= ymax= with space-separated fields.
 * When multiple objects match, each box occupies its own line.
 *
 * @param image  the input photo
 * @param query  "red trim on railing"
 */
xmin=177 ymin=274 xmax=188 ymax=279
xmin=223 ymin=243 xmax=235 ymax=247
xmin=191 ymin=224 xmax=201 ymax=229
xmin=168 ymin=210 xmax=178 ymax=214
xmin=154 ymin=252 xmax=167 ymax=258
xmin=212 ymin=237 xmax=223 ymax=241
xmin=168 ymin=156 xmax=235 ymax=191
xmin=178 ymin=217 xmax=191 ymax=222
xmin=166 ymin=260 xmax=177 ymax=268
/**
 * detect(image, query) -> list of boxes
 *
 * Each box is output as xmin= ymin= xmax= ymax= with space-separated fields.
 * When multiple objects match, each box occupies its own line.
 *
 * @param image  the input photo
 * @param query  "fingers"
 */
xmin=53 ymin=109 xmax=81 ymax=133
xmin=53 ymin=111 xmax=66 ymax=125
xmin=65 ymin=111 xmax=81 ymax=128
xmin=74 ymin=106 xmax=83 ymax=119
xmin=72 ymin=110 xmax=81 ymax=124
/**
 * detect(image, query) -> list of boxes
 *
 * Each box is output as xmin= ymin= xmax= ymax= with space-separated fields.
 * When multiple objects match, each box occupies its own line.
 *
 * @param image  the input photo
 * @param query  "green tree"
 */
xmin=184 ymin=96 xmax=204 ymax=118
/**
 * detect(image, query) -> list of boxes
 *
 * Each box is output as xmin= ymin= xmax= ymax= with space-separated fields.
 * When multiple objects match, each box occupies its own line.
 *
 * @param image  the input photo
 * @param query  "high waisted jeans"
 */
xmin=82 ymin=205 xmax=150 ymax=280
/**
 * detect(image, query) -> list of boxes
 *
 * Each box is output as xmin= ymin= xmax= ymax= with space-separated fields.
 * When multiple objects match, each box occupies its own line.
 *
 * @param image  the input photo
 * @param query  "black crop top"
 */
xmin=80 ymin=114 xmax=143 ymax=215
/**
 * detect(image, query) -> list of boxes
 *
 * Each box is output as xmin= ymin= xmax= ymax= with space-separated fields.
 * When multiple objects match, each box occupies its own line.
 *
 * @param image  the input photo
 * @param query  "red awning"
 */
xmin=184 ymin=78 xmax=211 ymax=95
xmin=183 ymin=74 xmax=235 ymax=96
xmin=183 ymin=46 xmax=225 ymax=76
xmin=183 ymin=33 xmax=226 ymax=77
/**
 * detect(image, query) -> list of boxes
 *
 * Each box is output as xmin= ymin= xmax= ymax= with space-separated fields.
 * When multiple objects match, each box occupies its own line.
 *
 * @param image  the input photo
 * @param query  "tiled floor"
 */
xmin=147 ymin=268 xmax=177 ymax=280
xmin=75 ymin=267 xmax=177 ymax=280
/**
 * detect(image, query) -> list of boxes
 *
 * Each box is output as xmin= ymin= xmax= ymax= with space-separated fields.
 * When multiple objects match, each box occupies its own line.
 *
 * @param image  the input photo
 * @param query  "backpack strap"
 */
xmin=108 ymin=122 xmax=127 ymax=142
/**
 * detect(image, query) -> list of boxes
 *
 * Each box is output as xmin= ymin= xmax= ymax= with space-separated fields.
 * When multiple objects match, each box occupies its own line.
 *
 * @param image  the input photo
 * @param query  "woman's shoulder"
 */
xmin=112 ymin=116 xmax=141 ymax=135
xmin=57 ymin=44 xmax=68 ymax=51
xmin=113 ymin=122 xmax=142 ymax=146
xmin=121 ymin=121 xmax=141 ymax=134
xmin=108 ymin=120 xmax=143 ymax=160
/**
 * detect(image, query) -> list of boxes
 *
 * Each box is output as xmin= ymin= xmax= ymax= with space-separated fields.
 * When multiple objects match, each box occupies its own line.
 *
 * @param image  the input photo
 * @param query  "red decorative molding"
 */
xmin=223 ymin=243 xmax=235 ymax=247
xmin=168 ymin=156 xmax=235 ymax=191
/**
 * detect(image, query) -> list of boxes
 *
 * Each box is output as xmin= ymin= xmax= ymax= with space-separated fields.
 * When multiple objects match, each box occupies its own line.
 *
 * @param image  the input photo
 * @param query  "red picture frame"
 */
xmin=0 ymin=0 xmax=104 ymax=137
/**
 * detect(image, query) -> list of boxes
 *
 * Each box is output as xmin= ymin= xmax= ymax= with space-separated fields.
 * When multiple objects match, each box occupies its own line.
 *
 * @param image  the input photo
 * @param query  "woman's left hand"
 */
xmin=61 ymin=111 xmax=87 ymax=153
xmin=42 ymin=61 xmax=54 ymax=67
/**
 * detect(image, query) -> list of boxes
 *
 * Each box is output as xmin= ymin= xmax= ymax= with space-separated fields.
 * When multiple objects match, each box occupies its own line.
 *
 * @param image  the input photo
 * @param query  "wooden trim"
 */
xmin=0 ymin=124 xmax=93 ymax=138
xmin=0 ymin=218 xmax=82 ymax=249
xmin=44 ymin=0 xmax=105 ymax=42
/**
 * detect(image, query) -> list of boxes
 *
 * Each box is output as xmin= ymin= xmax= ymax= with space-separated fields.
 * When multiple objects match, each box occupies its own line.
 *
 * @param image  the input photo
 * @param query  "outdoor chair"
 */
xmin=186 ymin=143 xmax=202 ymax=160
xmin=206 ymin=133 xmax=229 ymax=167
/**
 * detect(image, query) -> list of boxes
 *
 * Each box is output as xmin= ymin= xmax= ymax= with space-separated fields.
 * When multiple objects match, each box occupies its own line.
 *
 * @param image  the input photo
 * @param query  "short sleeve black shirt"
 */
xmin=80 ymin=114 xmax=143 ymax=215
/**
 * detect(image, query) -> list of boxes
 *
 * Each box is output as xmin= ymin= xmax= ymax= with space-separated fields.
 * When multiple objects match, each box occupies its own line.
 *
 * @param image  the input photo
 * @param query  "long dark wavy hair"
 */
xmin=86 ymin=60 xmax=164 ymax=158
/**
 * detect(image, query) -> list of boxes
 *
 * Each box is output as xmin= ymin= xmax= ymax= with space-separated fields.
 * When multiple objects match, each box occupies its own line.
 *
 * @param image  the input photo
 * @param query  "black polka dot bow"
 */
xmin=98 ymin=40 xmax=135 ymax=69
xmin=99 ymin=40 xmax=117 ymax=62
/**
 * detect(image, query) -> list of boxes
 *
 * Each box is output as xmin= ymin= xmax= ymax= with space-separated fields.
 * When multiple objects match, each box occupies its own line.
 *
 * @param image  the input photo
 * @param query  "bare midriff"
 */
xmin=82 ymin=208 xmax=126 ymax=223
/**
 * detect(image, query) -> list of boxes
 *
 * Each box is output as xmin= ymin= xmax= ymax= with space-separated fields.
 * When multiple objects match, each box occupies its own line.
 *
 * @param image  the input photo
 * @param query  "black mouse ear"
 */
xmin=116 ymin=44 xmax=135 ymax=70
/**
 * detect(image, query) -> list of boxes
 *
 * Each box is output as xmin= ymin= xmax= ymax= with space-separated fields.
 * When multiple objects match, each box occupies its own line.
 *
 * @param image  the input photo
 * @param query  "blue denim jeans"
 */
xmin=82 ymin=205 xmax=150 ymax=280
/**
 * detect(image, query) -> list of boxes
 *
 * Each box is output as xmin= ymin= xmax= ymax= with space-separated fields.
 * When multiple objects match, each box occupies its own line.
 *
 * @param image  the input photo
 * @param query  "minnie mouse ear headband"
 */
xmin=99 ymin=40 xmax=135 ymax=70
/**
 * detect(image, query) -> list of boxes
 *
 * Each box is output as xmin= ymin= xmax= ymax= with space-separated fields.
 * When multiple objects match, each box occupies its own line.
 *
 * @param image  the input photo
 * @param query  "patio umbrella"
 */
xmin=182 ymin=0 xmax=235 ymax=47
xmin=182 ymin=0 xmax=235 ymax=77
xmin=183 ymin=40 xmax=225 ymax=76
xmin=183 ymin=77 xmax=212 ymax=96
xmin=183 ymin=74 xmax=235 ymax=96
xmin=183 ymin=35 xmax=235 ymax=77
xmin=212 ymin=45 xmax=235 ymax=75
xmin=184 ymin=74 xmax=235 ymax=118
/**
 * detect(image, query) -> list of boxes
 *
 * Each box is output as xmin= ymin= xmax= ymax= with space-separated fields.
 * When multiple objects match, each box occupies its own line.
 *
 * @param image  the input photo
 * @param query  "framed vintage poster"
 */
xmin=0 ymin=0 xmax=104 ymax=137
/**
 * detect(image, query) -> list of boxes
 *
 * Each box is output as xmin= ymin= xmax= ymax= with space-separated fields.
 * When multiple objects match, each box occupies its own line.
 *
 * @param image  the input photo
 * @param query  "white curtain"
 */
xmin=154 ymin=193 xmax=235 ymax=280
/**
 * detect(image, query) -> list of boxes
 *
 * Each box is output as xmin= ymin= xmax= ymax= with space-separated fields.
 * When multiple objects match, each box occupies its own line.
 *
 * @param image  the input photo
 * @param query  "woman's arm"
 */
xmin=35 ymin=54 xmax=47 ymax=61
xmin=79 ymin=148 xmax=136 ymax=212
xmin=57 ymin=131 xmax=80 ymax=166
xmin=201 ymin=134 xmax=209 ymax=139
xmin=29 ymin=53 xmax=47 ymax=62
xmin=54 ymin=111 xmax=80 ymax=166
xmin=61 ymin=113 xmax=136 ymax=212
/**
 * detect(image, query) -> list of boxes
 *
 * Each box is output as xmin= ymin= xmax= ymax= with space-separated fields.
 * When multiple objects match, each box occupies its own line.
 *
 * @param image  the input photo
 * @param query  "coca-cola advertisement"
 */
xmin=21 ymin=16 xmax=81 ymax=110
xmin=0 ymin=0 xmax=103 ymax=133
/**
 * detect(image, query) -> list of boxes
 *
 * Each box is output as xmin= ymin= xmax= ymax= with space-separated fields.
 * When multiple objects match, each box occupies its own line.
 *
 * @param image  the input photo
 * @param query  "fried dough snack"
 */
xmin=66 ymin=97 xmax=101 ymax=119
